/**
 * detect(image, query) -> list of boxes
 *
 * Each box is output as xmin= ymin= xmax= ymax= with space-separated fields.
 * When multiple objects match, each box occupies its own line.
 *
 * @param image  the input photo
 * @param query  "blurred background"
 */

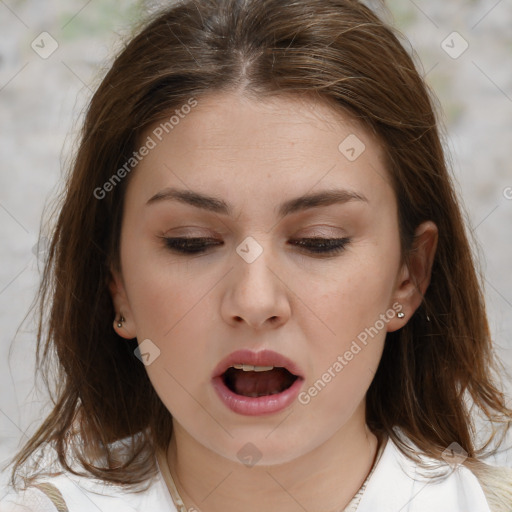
xmin=1 ymin=0 xmax=511 ymax=493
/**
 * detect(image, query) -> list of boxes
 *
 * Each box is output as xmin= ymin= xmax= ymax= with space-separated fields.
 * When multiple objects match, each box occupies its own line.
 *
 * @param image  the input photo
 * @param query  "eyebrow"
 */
xmin=146 ymin=187 xmax=368 ymax=218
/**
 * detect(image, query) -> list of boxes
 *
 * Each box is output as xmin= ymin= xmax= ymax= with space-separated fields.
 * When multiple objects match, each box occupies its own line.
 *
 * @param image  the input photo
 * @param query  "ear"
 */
xmin=108 ymin=265 xmax=137 ymax=339
xmin=387 ymin=221 xmax=438 ymax=332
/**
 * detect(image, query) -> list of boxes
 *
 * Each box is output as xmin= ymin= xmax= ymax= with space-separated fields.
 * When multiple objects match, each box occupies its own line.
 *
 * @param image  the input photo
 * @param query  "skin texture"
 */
xmin=109 ymin=91 xmax=438 ymax=512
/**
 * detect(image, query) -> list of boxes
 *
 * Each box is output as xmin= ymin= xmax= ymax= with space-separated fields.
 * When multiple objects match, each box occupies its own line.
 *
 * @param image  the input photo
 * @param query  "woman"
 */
xmin=2 ymin=0 xmax=511 ymax=511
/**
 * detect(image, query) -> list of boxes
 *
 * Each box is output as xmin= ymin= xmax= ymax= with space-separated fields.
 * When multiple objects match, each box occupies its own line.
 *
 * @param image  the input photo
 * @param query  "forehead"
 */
xmin=125 ymin=91 xmax=393 ymax=216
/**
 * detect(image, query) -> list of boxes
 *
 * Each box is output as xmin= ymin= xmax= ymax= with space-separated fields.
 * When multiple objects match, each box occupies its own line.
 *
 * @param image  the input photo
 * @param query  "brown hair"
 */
xmin=7 ymin=0 xmax=512 ymax=490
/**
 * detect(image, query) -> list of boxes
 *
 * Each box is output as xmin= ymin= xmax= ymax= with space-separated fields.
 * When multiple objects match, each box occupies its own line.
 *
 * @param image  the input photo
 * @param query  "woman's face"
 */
xmin=110 ymin=91 xmax=415 ymax=465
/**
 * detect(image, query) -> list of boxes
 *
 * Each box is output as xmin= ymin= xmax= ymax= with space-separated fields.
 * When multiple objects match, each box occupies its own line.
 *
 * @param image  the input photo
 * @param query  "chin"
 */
xmin=202 ymin=424 xmax=321 ymax=467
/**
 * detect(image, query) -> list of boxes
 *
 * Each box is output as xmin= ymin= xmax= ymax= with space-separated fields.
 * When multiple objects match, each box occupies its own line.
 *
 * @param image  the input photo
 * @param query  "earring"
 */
xmin=397 ymin=312 xmax=405 ymax=319
xmin=117 ymin=315 xmax=125 ymax=328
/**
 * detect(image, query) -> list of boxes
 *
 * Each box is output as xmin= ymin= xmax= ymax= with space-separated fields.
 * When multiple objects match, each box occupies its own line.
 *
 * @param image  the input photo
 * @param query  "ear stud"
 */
xmin=397 ymin=312 xmax=405 ymax=319
xmin=117 ymin=315 xmax=125 ymax=328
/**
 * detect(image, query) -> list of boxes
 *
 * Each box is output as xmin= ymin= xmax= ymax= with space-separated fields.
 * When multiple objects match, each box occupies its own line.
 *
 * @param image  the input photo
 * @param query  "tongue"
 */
xmin=224 ymin=367 xmax=296 ymax=397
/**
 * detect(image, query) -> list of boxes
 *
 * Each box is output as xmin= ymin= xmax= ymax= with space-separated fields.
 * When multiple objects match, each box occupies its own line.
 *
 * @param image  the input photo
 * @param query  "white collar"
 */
xmin=357 ymin=435 xmax=491 ymax=512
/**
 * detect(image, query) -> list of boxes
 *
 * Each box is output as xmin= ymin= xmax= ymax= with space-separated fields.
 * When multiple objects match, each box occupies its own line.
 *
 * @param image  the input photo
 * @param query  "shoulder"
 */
xmin=1 ymin=458 xmax=176 ymax=512
xmin=1 ymin=432 xmax=178 ymax=512
xmin=0 ymin=474 xmax=130 ymax=512
xmin=468 ymin=460 xmax=512 ymax=512
xmin=357 ymin=432 xmax=504 ymax=512
xmin=0 ymin=483 xmax=63 ymax=512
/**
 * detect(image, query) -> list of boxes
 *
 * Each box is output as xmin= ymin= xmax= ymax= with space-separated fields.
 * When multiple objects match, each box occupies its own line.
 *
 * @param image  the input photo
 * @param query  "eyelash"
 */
xmin=162 ymin=237 xmax=351 ymax=256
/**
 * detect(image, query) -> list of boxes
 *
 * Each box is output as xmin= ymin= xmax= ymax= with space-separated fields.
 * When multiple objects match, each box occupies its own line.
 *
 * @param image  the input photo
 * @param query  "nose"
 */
xmin=220 ymin=237 xmax=291 ymax=330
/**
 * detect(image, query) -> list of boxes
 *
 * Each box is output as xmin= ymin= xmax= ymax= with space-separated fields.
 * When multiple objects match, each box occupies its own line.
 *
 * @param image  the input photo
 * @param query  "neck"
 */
xmin=165 ymin=412 xmax=380 ymax=512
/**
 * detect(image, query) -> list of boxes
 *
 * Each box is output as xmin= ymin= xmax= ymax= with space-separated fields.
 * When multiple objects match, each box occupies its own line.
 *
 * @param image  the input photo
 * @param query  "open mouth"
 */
xmin=211 ymin=349 xmax=304 ymax=415
xmin=222 ymin=365 xmax=299 ymax=397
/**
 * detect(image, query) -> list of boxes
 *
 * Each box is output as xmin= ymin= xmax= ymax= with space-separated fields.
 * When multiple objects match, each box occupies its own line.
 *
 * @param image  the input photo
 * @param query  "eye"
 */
xmin=162 ymin=237 xmax=222 ymax=254
xmin=161 ymin=236 xmax=351 ymax=255
xmin=288 ymin=237 xmax=351 ymax=255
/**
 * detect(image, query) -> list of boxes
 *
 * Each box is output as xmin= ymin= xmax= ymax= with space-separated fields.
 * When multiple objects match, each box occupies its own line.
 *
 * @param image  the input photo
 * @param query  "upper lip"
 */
xmin=212 ymin=349 xmax=304 ymax=379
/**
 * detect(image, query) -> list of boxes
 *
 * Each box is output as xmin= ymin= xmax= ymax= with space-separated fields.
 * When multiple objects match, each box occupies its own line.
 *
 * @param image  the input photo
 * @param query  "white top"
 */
xmin=0 ymin=434 xmax=492 ymax=512
xmin=355 ymin=437 xmax=491 ymax=512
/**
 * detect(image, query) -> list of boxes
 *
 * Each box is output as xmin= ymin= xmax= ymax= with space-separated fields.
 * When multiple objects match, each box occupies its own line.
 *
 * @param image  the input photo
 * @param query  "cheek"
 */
xmin=126 ymin=267 xmax=215 ymax=420
xmin=301 ymin=282 xmax=387 ymax=417
xmin=121 ymin=242 xmax=218 ymax=378
xmin=314 ymin=248 xmax=399 ymax=339
xmin=300 ymin=239 xmax=399 ymax=397
xmin=313 ymin=345 xmax=384 ymax=423
xmin=121 ymin=233 xmax=202 ymax=332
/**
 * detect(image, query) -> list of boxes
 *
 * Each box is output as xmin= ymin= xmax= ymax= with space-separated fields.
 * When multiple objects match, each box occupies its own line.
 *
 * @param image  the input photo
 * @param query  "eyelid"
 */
xmin=165 ymin=223 xmax=345 ymax=235
xmin=160 ymin=235 xmax=352 ymax=257
xmin=163 ymin=227 xmax=221 ymax=237
xmin=300 ymin=228 xmax=341 ymax=235
xmin=295 ymin=225 xmax=347 ymax=237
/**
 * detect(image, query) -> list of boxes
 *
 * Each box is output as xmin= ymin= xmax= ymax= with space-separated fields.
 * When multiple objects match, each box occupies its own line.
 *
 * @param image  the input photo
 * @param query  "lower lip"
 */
xmin=211 ymin=375 xmax=304 ymax=416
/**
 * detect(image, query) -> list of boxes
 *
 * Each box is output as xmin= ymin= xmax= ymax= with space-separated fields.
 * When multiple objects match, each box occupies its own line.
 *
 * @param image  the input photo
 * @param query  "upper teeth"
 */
xmin=232 ymin=364 xmax=274 ymax=372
